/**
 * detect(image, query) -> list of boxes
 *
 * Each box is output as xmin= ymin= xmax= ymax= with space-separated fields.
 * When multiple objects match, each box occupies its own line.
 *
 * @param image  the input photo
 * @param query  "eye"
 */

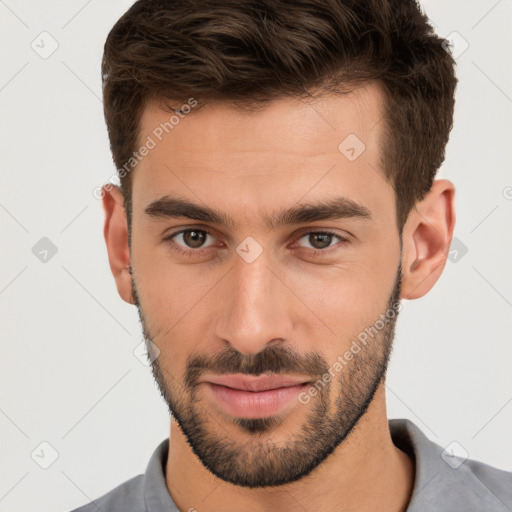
xmin=296 ymin=231 xmax=346 ymax=251
xmin=167 ymin=229 xmax=216 ymax=250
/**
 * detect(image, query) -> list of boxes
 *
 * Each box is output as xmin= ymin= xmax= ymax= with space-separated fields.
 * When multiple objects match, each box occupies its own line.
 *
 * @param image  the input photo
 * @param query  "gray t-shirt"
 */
xmin=69 ymin=418 xmax=512 ymax=511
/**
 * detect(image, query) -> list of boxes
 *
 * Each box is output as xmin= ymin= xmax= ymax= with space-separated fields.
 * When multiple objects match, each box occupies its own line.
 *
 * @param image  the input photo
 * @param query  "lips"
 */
xmin=202 ymin=374 xmax=311 ymax=392
xmin=202 ymin=375 xmax=313 ymax=418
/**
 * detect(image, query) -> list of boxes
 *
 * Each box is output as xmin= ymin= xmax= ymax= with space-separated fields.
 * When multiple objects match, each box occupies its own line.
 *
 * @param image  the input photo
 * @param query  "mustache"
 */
xmin=184 ymin=344 xmax=329 ymax=390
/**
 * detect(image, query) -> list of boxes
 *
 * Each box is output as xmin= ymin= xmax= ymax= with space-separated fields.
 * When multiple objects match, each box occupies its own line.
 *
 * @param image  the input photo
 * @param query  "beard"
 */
xmin=131 ymin=264 xmax=402 ymax=488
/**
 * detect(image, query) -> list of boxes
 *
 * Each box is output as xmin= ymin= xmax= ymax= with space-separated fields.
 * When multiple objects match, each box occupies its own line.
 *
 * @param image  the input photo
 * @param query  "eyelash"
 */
xmin=162 ymin=228 xmax=348 ymax=258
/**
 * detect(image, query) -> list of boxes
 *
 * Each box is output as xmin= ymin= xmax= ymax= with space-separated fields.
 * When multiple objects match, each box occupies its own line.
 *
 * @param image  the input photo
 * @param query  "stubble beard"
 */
xmin=131 ymin=265 xmax=402 ymax=488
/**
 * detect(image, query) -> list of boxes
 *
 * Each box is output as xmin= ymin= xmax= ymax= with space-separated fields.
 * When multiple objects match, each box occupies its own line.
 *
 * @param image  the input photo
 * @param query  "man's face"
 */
xmin=129 ymin=83 xmax=402 ymax=487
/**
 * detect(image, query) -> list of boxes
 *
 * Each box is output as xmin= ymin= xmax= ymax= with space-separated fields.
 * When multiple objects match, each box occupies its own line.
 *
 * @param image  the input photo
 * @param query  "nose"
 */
xmin=213 ymin=250 xmax=293 ymax=355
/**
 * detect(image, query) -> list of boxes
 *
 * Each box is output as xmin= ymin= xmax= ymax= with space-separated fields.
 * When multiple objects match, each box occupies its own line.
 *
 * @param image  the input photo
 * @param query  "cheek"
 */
xmin=285 ymin=255 xmax=398 ymax=352
xmin=131 ymin=228 xmax=213 ymax=314
xmin=131 ymin=243 xmax=224 ymax=365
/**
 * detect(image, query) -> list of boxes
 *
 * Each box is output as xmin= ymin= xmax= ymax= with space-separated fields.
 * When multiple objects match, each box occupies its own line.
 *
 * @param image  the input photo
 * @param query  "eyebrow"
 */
xmin=144 ymin=195 xmax=372 ymax=229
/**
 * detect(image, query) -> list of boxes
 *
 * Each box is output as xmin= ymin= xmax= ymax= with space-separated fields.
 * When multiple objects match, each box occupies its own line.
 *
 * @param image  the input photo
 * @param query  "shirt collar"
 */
xmin=143 ymin=437 xmax=180 ymax=512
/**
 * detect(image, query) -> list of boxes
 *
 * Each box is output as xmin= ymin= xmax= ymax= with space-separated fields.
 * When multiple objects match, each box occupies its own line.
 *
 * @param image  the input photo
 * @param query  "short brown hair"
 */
xmin=102 ymin=0 xmax=457 ymax=229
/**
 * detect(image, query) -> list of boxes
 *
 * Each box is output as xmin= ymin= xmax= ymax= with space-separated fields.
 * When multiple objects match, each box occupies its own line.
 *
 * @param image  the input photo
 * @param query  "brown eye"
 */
xmin=310 ymin=233 xmax=332 ymax=249
xmin=297 ymin=231 xmax=343 ymax=250
xmin=171 ymin=229 xmax=214 ymax=249
xmin=183 ymin=230 xmax=206 ymax=248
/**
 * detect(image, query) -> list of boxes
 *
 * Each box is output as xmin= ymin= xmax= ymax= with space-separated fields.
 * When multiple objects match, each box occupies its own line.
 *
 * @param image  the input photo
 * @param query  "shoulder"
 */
xmin=458 ymin=457 xmax=512 ymax=508
xmin=68 ymin=474 xmax=145 ymax=512
xmin=67 ymin=438 xmax=172 ymax=512
xmin=390 ymin=418 xmax=512 ymax=511
xmin=420 ymin=456 xmax=512 ymax=511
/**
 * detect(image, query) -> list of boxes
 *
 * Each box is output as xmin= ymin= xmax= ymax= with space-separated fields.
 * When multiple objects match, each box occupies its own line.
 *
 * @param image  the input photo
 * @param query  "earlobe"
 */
xmin=102 ymin=184 xmax=135 ymax=305
xmin=401 ymin=179 xmax=456 ymax=300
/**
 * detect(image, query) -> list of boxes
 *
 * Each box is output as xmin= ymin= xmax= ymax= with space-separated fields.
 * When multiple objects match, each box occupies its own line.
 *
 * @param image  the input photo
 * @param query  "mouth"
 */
xmin=200 ymin=374 xmax=312 ymax=419
xmin=202 ymin=373 xmax=312 ymax=392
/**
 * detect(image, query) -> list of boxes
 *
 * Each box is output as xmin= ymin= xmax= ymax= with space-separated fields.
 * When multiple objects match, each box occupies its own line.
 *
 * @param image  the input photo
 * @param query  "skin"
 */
xmin=103 ymin=82 xmax=455 ymax=512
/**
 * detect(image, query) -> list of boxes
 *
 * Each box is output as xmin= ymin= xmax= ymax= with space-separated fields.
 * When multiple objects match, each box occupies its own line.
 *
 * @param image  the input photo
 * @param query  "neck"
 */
xmin=165 ymin=383 xmax=414 ymax=512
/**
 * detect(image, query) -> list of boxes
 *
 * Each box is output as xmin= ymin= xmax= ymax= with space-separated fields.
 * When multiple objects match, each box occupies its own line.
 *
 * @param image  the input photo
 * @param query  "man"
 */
xmin=72 ymin=0 xmax=512 ymax=511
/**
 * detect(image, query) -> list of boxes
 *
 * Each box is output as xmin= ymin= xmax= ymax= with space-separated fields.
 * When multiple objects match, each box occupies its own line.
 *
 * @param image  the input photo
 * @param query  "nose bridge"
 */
xmin=214 ymin=251 xmax=292 ymax=354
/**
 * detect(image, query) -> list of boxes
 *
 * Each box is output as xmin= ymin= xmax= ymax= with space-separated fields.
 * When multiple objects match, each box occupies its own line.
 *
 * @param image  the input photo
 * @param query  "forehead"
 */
xmin=138 ymin=82 xmax=385 ymax=154
xmin=132 ymin=83 xmax=393 ymax=227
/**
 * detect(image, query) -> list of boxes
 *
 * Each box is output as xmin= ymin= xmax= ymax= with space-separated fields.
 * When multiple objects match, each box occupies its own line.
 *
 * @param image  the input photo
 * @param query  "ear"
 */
xmin=102 ymin=184 xmax=134 ymax=305
xmin=401 ymin=179 xmax=456 ymax=300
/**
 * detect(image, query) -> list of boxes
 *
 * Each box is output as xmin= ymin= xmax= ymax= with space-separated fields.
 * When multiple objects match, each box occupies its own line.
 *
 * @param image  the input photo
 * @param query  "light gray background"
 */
xmin=1 ymin=1 xmax=511 ymax=511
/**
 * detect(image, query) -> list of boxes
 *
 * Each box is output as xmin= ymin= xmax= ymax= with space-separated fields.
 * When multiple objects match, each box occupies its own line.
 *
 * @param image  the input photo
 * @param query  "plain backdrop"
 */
xmin=0 ymin=1 xmax=511 ymax=511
